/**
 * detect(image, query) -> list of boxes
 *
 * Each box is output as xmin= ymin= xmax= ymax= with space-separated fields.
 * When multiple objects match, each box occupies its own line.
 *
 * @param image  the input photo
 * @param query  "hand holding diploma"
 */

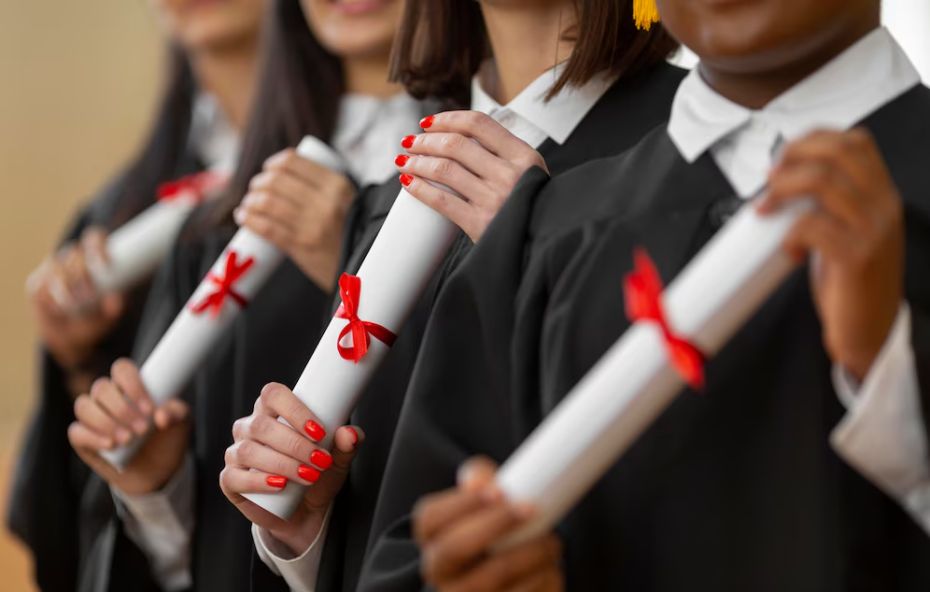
xmin=220 ymin=384 xmax=363 ymax=557
xmin=413 ymin=457 xmax=564 ymax=592
xmin=493 ymin=128 xmax=909 ymax=547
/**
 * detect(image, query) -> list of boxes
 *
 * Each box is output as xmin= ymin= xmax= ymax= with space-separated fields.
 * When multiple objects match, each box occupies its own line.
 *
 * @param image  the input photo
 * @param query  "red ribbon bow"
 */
xmin=157 ymin=171 xmax=226 ymax=204
xmin=335 ymin=273 xmax=397 ymax=363
xmin=189 ymin=251 xmax=255 ymax=317
xmin=624 ymin=248 xmax=705 ymax=390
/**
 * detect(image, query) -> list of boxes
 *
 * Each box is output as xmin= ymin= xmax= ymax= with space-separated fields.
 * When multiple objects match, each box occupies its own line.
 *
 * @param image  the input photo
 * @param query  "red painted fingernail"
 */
xmin=395 ymin=154 xmax=409 ymax=167
xmin=399 ymin=173 xmax=413 ymax=187
xmin=401 ymin=135 xmax=416 ymax=149
xmin=298 ymin=464 xmax=321 ymax=483
xmin=346 ymin=427 xmax=359 ymax=447
xmin=419 ymin=115 xmax=434 ymax=129
xmin=304 ymin=420 xmax=326 ymax=442
xmin=310 ymin=449 xmax=332 ymax=470
xmin=266 ymin=475 xmax=287 ymax=489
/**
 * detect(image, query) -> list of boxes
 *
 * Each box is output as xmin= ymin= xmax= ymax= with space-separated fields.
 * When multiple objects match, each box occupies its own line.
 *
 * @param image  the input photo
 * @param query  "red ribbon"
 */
xmin=189 ymin=251 xmax=255 ymax=317
xmin=624 ymin=248 xmax=705 ymax=390
xmin=157 ymin=171 xmax=226 ymax=204
xmin=335 ymin=273 xmax=397 ymax=363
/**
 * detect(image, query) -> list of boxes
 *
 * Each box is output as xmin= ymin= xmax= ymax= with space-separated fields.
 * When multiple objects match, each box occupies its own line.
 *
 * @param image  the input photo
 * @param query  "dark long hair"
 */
xmin=108 ymin=47 xmax=196 ymax=228
xmin=390 ymin=0 xmax=679 ymax=106
xmin=208 ymin=0 xmax=344 ymax=223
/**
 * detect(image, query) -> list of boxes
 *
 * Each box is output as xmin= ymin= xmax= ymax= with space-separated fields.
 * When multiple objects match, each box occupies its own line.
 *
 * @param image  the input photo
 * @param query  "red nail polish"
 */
xmin=395 ymin=154 xmax=409 ymax=167
xmin=419 ymin=115 xmax=434 ymax=129
xmin=401 ymin=135 xmax=416 ymax=149
xmin=346 ymin=426 xmax=359 ymax=447
xmin=310 ymin=449 xmax=333 ymax=470
xmin=399 ymin=173 xmax=413 ymax=187
xmin=304 ymin=419 xmax=326 ymax=442
xmin=266 ymin=475 xmax=287 ymax=489
xmin=298 ymin=464 xmax=321 ymax=483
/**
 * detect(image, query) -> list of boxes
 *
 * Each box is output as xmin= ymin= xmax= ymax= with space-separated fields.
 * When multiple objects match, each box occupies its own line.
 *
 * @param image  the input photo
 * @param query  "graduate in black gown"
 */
xmin=9 ymin=1 xmax=264 ymax=587
xmin=63 ymin=1 xmax=431 ymax=590
xmin=218 ymin=2 xmax=684 ymax=590
xmin=409 ymin=1 xmax=930 ymax=590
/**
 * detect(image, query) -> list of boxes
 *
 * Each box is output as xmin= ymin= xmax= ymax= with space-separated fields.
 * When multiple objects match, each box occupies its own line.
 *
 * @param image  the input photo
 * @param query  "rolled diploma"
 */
xmin=88 ymin=190 xmax=211 ymax=294
xmin=244 ymin=188 xmax=460 ymax=518
xmin=100 ymin=136 xmax=346 ymax=469
xmin=494 ymin=199 xmax=813 ymax=548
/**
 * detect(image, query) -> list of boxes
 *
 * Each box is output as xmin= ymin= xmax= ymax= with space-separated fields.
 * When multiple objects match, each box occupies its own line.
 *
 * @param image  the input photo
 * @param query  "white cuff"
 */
xmin=252 ymin=506 xmax=332 ymax=592
xmin=111 ymin=455 xmax=195 ymax=591
xmin=830 ymin=304 xmax=930 ymax=533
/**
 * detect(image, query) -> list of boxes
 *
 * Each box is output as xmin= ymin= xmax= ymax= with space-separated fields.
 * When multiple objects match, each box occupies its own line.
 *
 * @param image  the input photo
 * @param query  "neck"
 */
xmin=343 ymin=52 xmax=404 ymax=98
xmin=189 ymin=41 xmax=260 ymax=131
xmin=699 ymin=18 xmax=880 ymax=110
xmin=479 ymin=1 xmax=576 ymax=104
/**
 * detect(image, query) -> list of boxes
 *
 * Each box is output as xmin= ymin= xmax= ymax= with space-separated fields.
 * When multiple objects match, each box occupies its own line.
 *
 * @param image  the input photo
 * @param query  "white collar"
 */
xmin=669 ymin=27 xmax=921 ymax=163
xmin=189 ymin=92 xmax=240 ymax=174
xmin=470 ymin=61 xmax=614 ymax=145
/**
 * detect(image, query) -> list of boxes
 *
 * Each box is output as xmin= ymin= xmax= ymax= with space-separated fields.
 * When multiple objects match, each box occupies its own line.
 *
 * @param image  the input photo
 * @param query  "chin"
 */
xmin=180 ymin=18 xmax=258 ymax=52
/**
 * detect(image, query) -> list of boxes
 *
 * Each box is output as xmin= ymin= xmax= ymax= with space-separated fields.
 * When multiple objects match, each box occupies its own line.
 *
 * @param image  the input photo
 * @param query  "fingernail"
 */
xmin=419 ymin=115 xmax=434 ymax=129
xmin=298 ymin=464 xmax=321 ymax=483
xmin=310 ymin=449 xmax=332 ymax=470
xmin=401 ymin=135 xmax=416 ymax=149
xmin=266 ymin=475 xmax=287 ymax=489
xmin=346 ymin=426 xmax=359 ymax=447
xmin=304 ymin=420 xmax=326 ymax=442
xmin=394 ymin=154 xmax=409 ymax=167
xmin=132 ymin=419 xmax=148 ymax=435
xmin=399 ymin=173 xmax=413 ymax=187
xmin=116 ymin=428 xmax=131 ymax=444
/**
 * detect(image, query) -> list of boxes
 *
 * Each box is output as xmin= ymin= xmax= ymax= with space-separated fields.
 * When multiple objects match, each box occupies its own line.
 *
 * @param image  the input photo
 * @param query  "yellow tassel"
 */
xmin=633 ymin=0 xmax=660 ymax=31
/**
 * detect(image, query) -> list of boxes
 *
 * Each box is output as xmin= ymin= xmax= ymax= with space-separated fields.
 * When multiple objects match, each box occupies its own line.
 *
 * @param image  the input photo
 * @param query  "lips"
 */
xmin=329 ymin=0 xmax=391 ymax=17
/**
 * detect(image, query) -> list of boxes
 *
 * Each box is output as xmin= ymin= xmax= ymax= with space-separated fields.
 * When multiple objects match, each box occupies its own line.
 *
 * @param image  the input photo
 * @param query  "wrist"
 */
xmin=268 ymin=510 xmax=325 ymax=557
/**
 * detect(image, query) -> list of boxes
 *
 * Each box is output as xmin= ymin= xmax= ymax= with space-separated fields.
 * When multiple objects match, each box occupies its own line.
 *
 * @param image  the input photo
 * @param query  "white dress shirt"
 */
xmin=253 ymin=65 xmax=617 ymax=591
xmin=667 ymin=27 xmax=930 ymax=533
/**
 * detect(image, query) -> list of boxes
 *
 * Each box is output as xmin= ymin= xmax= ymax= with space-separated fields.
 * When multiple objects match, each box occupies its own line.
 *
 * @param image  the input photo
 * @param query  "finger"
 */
xmin=457 ymin=456 xmax=500 ymax=496
xmin=400 ymin=174 xmax=475 ymax=236
xmin=45 ymin=258 xmax=76 ymax=310
xmin=302 ymin=426 xmax=364 ymax=509
xmin=225 ymin=438 xmax=319 ymax=487
xmin=90 ymin=375 xmax=146 ymax=436
xmin=234 ymin=207 xmax=296 ymax=250
xmin=76 ymin=388 xmax=131 ymax=444
xmin=67 ymin=420 xmax=115 ymax=451
xmin=263 ymin=148 xmax=338 ymax=188
xmin=110 ymin=358 xmax=154 ymax=416
xmin=762 ymin=160 xmax=865 ymax=230
xmin=782 ymin=210 xmax=857 ymax=264
xmin=219 ymin=465 xmax=290 ymax=496
xmin=418 ymin=112 xmax=542 ymax=164
xmin=99 ymin=293 xmax=126 ymax=321
xmin=60 ymin=246 xmax=97 ymax=309
xmin=240 ymin=190 xmax=302 ymax=226
xmin=448 ymin=535 xmax=562 ymax=592
xmin=239 ymin=412 xmax=323 ymax=467
xmin=774 ymin=129 xmax=883 ymax=199
xmin=413 ymin=488 xmax=486 ymax=545
xmin=254 ymin=383 xmax=328 ymax=444
xmin=248 ymin=171 xmax=317 ymax=209
xmin=396 ymin=154 xmax=489 ymax=204
xmin=152 ymin=399 xmax=190 ymax=430
xmin=401 ymin=133 xmax=513 ymax=182
xmin=425 ymin=503 xmax=529 ymax=582
xmin=81 ymin=227 xmax=111 ymax=267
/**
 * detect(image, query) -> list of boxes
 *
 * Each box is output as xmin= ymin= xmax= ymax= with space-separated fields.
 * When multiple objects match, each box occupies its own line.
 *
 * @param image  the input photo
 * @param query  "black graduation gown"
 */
xmin=350 ymin=62 xmax=688 ymax=591
xmin=8 ymin=151 xmax=203 ymax=592
xmin=392 ymin=84 xmax=930 ymax=590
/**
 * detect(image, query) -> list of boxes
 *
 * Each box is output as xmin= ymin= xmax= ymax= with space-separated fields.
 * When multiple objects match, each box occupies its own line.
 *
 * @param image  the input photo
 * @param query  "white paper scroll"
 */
xmin=493 ymin=199 xmax=812 ymax=548
xmin=244 ymin=187 xmax=460 ymax=518
xmin=87 ymin=175 xmax=226 ymax=294
xmin=101 ymin=136 xmax=346 ymax=469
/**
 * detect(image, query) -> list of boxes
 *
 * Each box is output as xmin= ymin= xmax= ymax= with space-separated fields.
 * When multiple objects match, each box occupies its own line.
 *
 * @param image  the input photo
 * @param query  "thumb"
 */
xmin=329 ymin=425 xmax=364 ymax=476
xmin=99 ymin=293 xmax=126 ymax=320
xmin=457 ymin=456 xmax=499 ymax=495
xmin=153 ymin=399 xmax=190 ymax=430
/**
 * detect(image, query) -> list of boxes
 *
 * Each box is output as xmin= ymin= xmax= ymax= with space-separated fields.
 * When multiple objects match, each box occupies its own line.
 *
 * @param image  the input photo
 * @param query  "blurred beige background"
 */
xmin=0 ymin=0 xmax=163 ymax=588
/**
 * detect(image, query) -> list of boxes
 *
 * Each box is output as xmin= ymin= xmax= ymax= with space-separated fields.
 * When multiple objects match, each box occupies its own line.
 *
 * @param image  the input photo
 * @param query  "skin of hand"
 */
xmin=759 ymin=128 xmax=905 ymax=381
xmin=395 ymin=111 xmax=548 ymax=243
xmin=29 ymin=227 xmax=126 ymax=371
xmin=67 ymin=359 xmax=190 ymax=495
xmin=234 ymin=148 xmax=355 ymax=292
xmin=413 ymin=457 xmax=565 ymax=592
xmin=220 ymin=383 xmax=363 ymax=556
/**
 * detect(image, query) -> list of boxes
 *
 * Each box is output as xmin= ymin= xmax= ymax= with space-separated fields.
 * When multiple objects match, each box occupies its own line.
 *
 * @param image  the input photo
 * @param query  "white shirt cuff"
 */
xmin=111 ymin=455 xmax=195 ymax=591
xmin=252 ymin=506 xmax=332 ymax=592
xmin=830 ymin=303 xmax=930 ymax=533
